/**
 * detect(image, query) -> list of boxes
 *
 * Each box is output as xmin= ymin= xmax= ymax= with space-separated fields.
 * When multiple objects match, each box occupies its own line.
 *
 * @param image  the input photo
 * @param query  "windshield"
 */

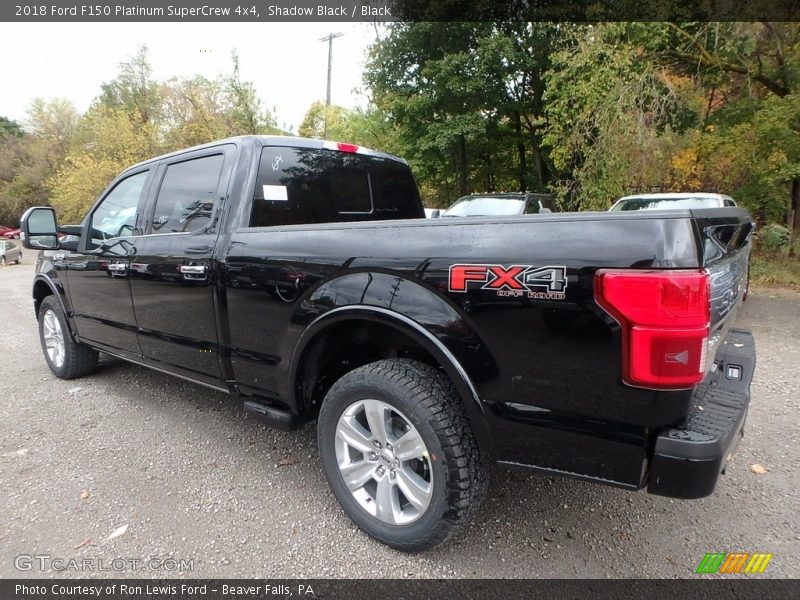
xmin=611 ymin=196 xmax=722 ymax=211
xmin=443 ymin=196 xmax=525 ymax=217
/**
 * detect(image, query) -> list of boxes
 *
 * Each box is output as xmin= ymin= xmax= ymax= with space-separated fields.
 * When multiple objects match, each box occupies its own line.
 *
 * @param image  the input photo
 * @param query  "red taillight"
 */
xmin=594 ymin=269 xmax=710 ymax=390
xmin=336 ymin=142 xmax=359 ymax=153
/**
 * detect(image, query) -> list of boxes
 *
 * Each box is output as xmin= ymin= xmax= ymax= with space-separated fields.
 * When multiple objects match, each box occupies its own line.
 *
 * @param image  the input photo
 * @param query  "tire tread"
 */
xmin=39 ymin=296 xmax=99 ymax=379
xmin=319 ymin=358 xmax=488 ymax=552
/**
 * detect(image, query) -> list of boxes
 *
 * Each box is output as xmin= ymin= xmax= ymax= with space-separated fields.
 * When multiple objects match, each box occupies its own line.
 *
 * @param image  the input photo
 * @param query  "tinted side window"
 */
xmin=249 ymin=147 xmax=422 ymax=227
xmin=152 ymin=154 xmax=224 ymax=234
xmin=89 ymin=170 xmax=148 ymax=248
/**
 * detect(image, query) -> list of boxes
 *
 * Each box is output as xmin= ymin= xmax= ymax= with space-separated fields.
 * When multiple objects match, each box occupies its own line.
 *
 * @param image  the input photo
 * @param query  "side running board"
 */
xmin=243 ymin=400 xmax=299 ymax=431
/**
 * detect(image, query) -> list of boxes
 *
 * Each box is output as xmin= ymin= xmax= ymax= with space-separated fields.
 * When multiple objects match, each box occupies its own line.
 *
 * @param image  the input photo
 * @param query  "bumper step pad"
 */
xmin=648 ymin=329 xmax=755 ymax=499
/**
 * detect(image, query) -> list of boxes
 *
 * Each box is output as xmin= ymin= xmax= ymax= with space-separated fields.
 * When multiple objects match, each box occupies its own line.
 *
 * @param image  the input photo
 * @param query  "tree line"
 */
xmin=0 ymin=47 xmax=282 ymax=225
xmin=363 ymin=22 xmax=800 ymax=237
xmin=1 ymin=23 xmax=799 ymax=241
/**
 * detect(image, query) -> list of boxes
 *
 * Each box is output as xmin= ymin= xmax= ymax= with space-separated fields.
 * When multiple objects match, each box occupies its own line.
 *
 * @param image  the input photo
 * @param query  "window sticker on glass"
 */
xmin=263 ymin=185 xmax=288 ymax=201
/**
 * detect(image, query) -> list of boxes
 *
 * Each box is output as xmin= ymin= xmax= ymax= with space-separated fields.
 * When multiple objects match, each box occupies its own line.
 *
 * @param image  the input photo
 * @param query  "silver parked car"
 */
xmin=442 ymin=192 xmax=556 ymax=217
xmin=609 ymin=192 xmax=737 ymax=211
xmin=1 ymin=240 xmax=22 ymax=265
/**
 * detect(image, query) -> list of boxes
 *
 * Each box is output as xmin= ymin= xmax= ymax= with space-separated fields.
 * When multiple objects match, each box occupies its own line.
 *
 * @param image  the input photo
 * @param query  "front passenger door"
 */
xmin=66 ymin=168 xmax=152 ymax=359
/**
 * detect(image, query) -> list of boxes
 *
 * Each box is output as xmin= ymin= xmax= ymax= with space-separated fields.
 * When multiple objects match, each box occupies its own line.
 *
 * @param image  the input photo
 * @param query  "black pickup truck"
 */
xmin=21 ymin=135 xmax=756 ymax=551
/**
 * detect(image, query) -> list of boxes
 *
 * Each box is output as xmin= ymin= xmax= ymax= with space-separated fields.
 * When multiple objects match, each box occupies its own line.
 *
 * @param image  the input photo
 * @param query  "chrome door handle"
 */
xmin=180 ymin=264 xmax=208 ymax=280
xmin=180 ymin=265 xmax=207 ymax=274
xmin=107 ymin=262 xmax=128 ymax=274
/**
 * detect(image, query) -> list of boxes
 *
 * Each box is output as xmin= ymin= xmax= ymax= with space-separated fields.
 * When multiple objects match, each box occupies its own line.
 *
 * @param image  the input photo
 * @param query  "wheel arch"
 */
xmin=32 ymin=275 xmax=77 ymax=341
xmin=290 ymin=305 xmax=497 ymax=460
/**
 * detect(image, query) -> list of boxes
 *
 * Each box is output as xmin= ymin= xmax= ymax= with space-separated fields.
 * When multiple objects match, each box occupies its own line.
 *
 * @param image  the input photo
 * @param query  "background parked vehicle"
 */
xmin=424 ymin=208 xmax=441 ymax=218
xmin=0 ymin=226 xmax=15 ymax=237
xmin=3 ymin=227 xmax=21 ymax=239
xmin=609 ymin=192 xmax=737 ymax=211
xmin=442 ymin=192 xmax=555 ymax=217
xmin=0 ymin=240 xmax=22 ymax=265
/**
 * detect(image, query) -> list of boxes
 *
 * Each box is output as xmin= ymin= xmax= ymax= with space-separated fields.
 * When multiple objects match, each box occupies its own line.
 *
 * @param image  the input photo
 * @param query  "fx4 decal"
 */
xmin=448 ymin=264 xmax=568 ymax=300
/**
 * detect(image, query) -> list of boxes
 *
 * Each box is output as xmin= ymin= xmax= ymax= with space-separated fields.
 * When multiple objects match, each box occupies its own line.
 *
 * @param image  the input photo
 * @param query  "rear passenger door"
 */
xmin=128 ymin=146 xmax=234 ymax=388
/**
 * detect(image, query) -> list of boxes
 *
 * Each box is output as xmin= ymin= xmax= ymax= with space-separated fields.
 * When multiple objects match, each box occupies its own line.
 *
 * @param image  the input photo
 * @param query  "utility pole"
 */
xmin=319 ymin=32 xmax=343 ymax=138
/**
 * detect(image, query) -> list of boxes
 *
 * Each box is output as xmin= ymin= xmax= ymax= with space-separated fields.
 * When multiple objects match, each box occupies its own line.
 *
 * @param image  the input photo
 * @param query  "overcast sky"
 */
xmin=0 ymin=22 xmax=379 ymax=132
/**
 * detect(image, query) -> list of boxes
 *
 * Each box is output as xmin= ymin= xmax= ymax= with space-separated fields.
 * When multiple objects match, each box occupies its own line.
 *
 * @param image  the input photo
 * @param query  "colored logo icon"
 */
xmin=696 ymin=552 xmax=773 ymax=574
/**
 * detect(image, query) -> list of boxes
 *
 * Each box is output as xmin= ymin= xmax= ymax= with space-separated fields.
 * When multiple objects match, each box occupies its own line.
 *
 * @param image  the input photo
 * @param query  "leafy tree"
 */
xmin=298 ymin=101 xmax=351 ymax=139
xmin=661 ymin=23 xmax=799 ymax=100
xmin=0 ymin=116 xmax=23 ymax=139
xmin=475 ymin=22 xmax=562 ymax=191
xmin=0 ymin=100 xmax=79 ymax=225
xmin=366 ymin=22 xmax=561 ymax=206
xmin=4 ymin=22 xmax=800 ymax=244
xmin=543 ymin=23 xmax=695 ymax=210
xmin=25 ymin=98 xmax=80 ymax=171
xmin=49 ymin=49 xmax=283 ymax=222
xmin=99 ymin=45 xmax=164 ymax=126
xmin=0 ymin=133 xmax=28 ymax=226
xmin=163 ymin=76 xmax=231 ymax=147
xmin=225 ymin=51 xmax=281 ymax=135
xmin=297 ymin=102 xmax=409 ymax=166
xmin=367 ymin=23 xmax=496 ymax=203
xmin=51 ymin=105 xmax=161 ymax=222
xmin=661 ymin=23 xmax=800 ymax=236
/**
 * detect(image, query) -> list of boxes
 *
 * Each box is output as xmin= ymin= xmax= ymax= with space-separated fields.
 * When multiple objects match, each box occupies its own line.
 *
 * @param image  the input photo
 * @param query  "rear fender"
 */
xmin=290 ymin=271 xmax=498 ymax=457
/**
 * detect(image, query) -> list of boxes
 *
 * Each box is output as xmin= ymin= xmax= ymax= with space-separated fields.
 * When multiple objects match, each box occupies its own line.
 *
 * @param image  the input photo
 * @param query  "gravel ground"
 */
xmin=1 ymin=254 xmax=798 ymax=579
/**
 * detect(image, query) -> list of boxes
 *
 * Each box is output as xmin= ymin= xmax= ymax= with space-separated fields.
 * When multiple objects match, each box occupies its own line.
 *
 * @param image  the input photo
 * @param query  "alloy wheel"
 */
xmin=42 ymin=309 xmax=65 ymax=368
xmin=334 ymin=399 xmax=433 ymax=525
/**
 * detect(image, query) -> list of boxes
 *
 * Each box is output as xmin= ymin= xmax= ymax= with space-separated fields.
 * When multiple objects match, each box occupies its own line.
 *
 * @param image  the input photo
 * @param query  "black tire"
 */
xmin=16 ymin=253 xmax=21 ymax=264
xmin=1 ymin=256 xmax=5 ymax=266
xmin=38 ymin=296 xmax=99 ymax=379
xmin=317 ymin=359 xmax=488 ymax=552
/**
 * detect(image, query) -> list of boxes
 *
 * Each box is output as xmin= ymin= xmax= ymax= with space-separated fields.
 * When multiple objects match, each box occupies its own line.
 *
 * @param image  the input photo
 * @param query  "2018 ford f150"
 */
xmin=21 ymin=135 xmax=756 ymax=551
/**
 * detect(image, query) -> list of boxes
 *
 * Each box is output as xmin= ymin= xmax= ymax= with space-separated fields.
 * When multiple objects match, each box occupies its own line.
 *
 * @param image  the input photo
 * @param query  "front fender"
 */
xmin=32 ymin=261 xmax=76 ymax=341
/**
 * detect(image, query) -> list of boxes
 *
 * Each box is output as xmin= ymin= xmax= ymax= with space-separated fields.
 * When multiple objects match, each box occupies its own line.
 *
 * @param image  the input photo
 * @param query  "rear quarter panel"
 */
xmin=220 ymin=212 xmax=718 ymax=487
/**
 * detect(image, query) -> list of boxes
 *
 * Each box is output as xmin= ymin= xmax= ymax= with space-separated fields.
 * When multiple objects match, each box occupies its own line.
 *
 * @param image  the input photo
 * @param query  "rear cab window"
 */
xmin=249 ymin=146 xmax=423 ymax=227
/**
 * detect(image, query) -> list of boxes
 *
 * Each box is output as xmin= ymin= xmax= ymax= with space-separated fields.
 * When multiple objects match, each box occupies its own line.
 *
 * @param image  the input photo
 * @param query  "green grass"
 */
xmin=750 ymin=248 xmax=800 ymax=290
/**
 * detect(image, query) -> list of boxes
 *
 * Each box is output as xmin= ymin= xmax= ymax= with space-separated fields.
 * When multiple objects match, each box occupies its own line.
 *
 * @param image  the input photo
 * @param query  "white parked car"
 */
xmin=609 ymin=192 xmax=737 ymax=211
xmin=1 ymin=240 xmax=22 ymax=265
